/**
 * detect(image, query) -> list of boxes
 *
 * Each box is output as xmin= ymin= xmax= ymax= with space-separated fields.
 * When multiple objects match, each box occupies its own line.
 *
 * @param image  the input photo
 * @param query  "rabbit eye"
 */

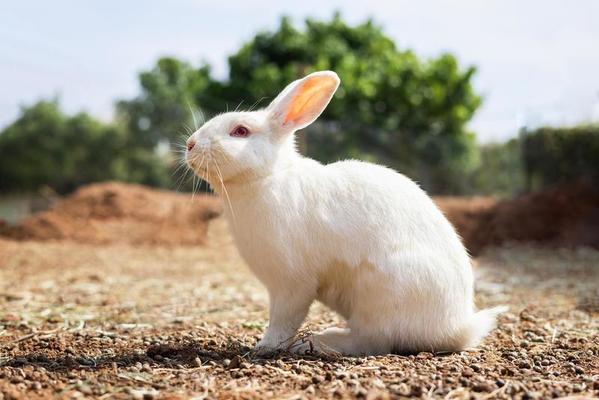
xmin=230 ymin=125 xmax=250 ymax=138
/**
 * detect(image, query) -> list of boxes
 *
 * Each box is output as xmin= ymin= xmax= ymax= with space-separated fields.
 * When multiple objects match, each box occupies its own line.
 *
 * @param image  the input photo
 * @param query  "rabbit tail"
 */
xmin=457 ymin=306 xmax=507 ymax=349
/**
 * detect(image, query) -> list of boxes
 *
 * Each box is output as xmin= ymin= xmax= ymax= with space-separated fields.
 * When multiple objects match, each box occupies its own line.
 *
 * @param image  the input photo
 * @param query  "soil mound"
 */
xmin=2 ymin=181 xmax=596 ymax=252
xmin=433 ymin=196 xmax=498 ymax=253
xmin=0 ymin=182 xmax=222 ymax=246
xmin=435 ymin=182 xmax=599 ymax=254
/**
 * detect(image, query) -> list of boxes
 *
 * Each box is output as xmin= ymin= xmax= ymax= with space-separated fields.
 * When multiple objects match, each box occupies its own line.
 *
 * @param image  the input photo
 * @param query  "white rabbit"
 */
xmin=185 ymin=71 xmax=504 ymax=356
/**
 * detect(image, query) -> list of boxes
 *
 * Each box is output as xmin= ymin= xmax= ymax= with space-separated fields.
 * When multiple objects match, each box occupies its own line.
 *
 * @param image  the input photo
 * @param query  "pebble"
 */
xmin=142 ymin=363 xmax=153 ymax=372
xmin=228 ymin=355 xmax=243 ymax=369
xmin=231 ymin=370 xmax=244 ymax=378
xmin=76 ymin=383 xmax=93 ymax=395
xmin=518 ymin=360 xmax=531 ymax=369
xmin=472 ymin=382 xmax=494 ymax=392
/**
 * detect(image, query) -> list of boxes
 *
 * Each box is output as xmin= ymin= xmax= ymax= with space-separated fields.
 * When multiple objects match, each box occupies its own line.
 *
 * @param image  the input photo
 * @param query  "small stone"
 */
xmin=192 ymin=357 xmax=202 ymax=367
xmin=572 ymin=384 xmax=583 ymax=392
xmin=473 ymin=382 xmax=494 ymax=392
xmin=231 ymin=370 xmax=244 ymax=378
xmin=410 ymin=385 xmax=423 ymax=396
xmin=228 ymin=355 xmax=242 ymax=369
xmin=462 ymin=367 xmax=474 ymax=377
xmin=76 ymin=383 xmax=93 ymax=395
xmin=336 ymin=371 xmax=349 ymax=380
xmin=143 ymin=392 xmax=156 ymax=400
xmin=518 ymin=360 xmax=531 ymax=369
xmin=522 ymin=391 xmax=540 ymax=400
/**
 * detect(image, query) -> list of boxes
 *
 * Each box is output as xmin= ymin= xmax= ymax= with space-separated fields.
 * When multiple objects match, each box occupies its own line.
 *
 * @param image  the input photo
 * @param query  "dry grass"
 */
xmin=0 ymin=218 xmax=598 ymax=399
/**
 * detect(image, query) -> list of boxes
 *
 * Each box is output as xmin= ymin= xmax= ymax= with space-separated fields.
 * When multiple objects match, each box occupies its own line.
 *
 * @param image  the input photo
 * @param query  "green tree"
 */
xmin=118 ymin=14 xmax=482 ymax=194
xmin=0 ymin=100 xmax=169 ymax=193
xmin=116 ymin=57 xmax=215 ymax=149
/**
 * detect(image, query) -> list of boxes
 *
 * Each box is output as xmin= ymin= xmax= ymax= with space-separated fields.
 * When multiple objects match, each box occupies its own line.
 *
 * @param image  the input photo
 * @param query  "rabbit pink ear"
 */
xmin=268 ymin=71 xmax=340 ymax=134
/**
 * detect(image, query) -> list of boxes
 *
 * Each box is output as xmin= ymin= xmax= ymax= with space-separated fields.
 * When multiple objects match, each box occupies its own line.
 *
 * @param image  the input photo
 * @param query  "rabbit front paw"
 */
xmin=252 ymin=332 xmax=293 ymax=356
xmin=252 ymin=343 xmax=279 ymax=357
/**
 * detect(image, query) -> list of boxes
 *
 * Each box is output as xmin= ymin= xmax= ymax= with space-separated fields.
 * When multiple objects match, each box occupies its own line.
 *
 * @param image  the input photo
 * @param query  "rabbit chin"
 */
xmin=186 ymin=158 xmax=250 ymax=193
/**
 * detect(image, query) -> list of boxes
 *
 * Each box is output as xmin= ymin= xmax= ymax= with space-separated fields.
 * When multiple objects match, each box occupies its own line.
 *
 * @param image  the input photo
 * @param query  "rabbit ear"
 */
xmin=267 ymin=71 xmax=340 ymax=135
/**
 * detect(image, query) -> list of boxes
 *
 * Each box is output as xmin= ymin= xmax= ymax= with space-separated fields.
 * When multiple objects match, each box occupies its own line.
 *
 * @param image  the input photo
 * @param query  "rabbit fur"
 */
xmin=185 ymin=71 xmax=504 ymax=356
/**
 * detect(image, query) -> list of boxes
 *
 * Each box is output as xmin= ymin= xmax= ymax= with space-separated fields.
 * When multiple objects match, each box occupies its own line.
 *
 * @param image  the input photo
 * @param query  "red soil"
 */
xmin=0 ymin=182 xmax=222 ymax=246
xmin=1 ymin=181 xmax=597 ymax=254
xmin=435 ymin=181 xmax=599 ymax=254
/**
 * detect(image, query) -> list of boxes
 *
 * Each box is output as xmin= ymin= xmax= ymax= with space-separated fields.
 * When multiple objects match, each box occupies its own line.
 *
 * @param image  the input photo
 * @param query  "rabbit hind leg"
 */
xmin=292 ymin=327 xmax=388 ymax=356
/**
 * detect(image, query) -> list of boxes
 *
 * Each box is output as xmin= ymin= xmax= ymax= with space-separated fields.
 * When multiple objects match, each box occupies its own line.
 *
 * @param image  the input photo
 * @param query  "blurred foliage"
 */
xmin=118 ymin=14 xmax=482 ymax=194
xmin=116 ymin=58 xmax=214 ymax=149
xmin=521 ymin=125 xmax=599 ymax=191
xmin=467 ymin=139 xmax=524 ymax=196
xmin=3 ymin=15 xmax=591 ymax=197
xmin=0 ymin=100 xmax=169 ymax=193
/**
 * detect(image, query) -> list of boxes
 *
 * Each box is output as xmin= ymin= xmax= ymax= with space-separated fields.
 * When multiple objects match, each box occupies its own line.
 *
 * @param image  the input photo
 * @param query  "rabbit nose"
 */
xmin=187 ymin=140 xmax=196 ymax=151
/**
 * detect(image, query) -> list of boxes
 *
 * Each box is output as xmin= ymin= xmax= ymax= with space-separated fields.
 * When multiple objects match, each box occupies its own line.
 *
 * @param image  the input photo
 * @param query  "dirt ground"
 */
xmin=434 ymin=181 xmax=599 ymax=254
xmin=0 ymin=216 xmax=598 ymax=399
xmin=4 ymin=181 xmax=598 ymax=256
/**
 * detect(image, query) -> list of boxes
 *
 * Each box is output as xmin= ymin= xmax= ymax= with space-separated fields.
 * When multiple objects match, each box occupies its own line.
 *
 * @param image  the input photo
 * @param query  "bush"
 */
xmin=521 ymin=125 xmax=599 ymax=191
xmin=0 ymin=100 xmax=170 ymax=193
xmin=467 ymin=139 xmax=524 ymax=197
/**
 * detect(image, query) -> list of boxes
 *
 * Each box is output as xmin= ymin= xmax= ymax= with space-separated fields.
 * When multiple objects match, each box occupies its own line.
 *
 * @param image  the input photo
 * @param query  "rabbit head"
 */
xmin=185 ymin=71 xmax=340 ymax=186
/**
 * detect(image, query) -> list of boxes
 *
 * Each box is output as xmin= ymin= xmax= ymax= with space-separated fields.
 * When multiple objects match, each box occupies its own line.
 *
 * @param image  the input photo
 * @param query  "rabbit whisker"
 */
xmin=195 ymin=106 xmax=206 ymax=125
xmin=234 ymin=100 xmax=245 ymax=112
xmin=248 ymin=96 xmax=268 ymax=112
xmin=186 ymin=100 xmax=199 ymax=131
xmin=182 ymin=124 xmax=193 ymax=135
xmin=212 ymin=158 xmax=236 ymax=226
xmin=174 ymin=166 xmax=191 ymax=193
xmin=190 ymin=154 xmax=208 ymax=199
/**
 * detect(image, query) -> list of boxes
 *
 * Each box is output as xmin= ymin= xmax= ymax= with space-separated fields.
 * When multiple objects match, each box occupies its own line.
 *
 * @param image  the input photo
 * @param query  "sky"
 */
xmin=2 ymin=0 xmax=599 ymax=142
